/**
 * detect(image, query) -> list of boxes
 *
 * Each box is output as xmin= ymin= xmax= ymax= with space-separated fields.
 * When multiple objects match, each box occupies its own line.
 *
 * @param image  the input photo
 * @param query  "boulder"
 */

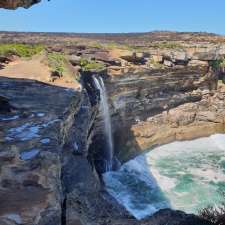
xmin=163 ymin=50 xmax=189 ymax=65
xmin=164 ymin=60 xmax=174 ymax=67
xmin=119 ymin=50 xmax=135 ymax=61
xmin=68 ymin=55 xmax=81 ymax=66
xmin=171 ymin=51 xmax=188 ymax=62
xmin=119 ymin=50 xmax=146 ymax=64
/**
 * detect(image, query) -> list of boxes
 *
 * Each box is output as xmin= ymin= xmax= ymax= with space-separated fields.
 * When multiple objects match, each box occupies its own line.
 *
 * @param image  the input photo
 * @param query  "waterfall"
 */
xmin=93 ymin=76 xmax=114 ymax=171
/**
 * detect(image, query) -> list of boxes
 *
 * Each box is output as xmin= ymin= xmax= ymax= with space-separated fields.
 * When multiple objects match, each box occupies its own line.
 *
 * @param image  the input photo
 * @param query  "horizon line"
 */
xmin=0 ymin=30 xmax=222 ymax=36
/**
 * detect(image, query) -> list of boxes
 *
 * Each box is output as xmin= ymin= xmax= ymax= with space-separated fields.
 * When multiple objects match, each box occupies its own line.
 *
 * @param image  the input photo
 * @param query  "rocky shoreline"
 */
xmin=0 ymin=32 xmax=225 ymax=224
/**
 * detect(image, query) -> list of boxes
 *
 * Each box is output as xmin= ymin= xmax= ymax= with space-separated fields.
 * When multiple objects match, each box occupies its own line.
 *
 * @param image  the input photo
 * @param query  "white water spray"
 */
xmin=94 ymin=76 xmax=114 ymax=171
xmin=103 ymin=134 xmax=225 ymax=220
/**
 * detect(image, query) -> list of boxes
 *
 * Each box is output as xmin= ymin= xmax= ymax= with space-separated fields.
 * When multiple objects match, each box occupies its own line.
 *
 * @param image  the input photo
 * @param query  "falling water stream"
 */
xmin=94 ymin=76 xmax=114 ymax=171
xmin=93 ymin=78 xmax=225 ymax=219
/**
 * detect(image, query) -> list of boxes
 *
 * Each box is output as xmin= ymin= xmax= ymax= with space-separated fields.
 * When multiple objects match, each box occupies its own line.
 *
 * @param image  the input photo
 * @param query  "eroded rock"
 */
xmin=130 ymin=89 xmax=225 ymax=156
xmin=0 ymin=77 xmax=81 ymax=225
xmin=0 ymin=0 xmax=42 ymax=9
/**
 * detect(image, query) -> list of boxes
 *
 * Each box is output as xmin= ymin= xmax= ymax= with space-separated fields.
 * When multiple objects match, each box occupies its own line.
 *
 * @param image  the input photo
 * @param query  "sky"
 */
xmin=0 ymin=0 xmax=225 ymax=34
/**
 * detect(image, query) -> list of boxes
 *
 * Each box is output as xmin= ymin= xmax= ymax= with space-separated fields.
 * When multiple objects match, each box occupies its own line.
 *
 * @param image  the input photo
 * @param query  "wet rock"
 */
xmin=0 ymin=76 xmax=82 ymax=225
xmin=0 ymin=96 xmax=13 ymax=113
xmin=20 ymin=149 xmax=40 ymax=160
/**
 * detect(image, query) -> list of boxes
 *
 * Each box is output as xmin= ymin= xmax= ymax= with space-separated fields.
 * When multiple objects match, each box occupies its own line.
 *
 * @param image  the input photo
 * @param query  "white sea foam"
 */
xmin=210 ymin=134 xmax=225 ymax=150
xmin=104 ymin=134 xmax=225 ymax=219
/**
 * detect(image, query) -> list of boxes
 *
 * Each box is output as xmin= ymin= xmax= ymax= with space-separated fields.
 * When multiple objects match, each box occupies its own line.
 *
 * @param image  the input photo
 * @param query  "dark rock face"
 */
xmin=0 ymin=96 xmax=14 ymax=113
xmin=0 ymin=77 xmax=81 ymax=225
xmin=0 ymin=0 xmax=41 ymax=9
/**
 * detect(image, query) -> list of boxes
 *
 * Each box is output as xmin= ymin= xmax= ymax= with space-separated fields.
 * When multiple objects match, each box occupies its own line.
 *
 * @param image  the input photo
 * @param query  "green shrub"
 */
xmin=47 ymin=52 xmax=66 ymax=76
xmin=80 ymin=58 xmax=105 ymax=71
xmin=90 ymin=42 xmax=103 ymax=49
xmin=103 ymin=42 xmax=120 ymax=50
xmin=0 ymin=43 xmax=44 ymax=57
xmin=209 ymin=58 xmax=225 ymax=70
xmin=103 ymin=42 xmax=140 ymax=51
xmin=147 ymin=58 xmax=164 ymax=69
xmin=149 ymin=41 xmax=183 ymax=49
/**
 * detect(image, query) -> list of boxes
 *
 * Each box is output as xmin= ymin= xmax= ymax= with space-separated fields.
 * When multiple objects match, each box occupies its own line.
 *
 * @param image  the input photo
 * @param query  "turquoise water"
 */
xmin=103 ymin=134 xmax=225 ymax=220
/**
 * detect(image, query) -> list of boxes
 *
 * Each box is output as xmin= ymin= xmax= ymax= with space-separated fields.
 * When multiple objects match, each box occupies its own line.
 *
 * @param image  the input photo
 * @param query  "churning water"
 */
xmin=103 ymin=134 xmax=225 ymax=220
xmin=94 ymin=76 xmax=114 ymax=171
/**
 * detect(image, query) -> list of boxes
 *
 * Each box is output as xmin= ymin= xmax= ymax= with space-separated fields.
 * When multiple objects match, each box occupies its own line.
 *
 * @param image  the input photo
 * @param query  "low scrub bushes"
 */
xmin=0 ymin=43 xmax=44 ymax=57
xmin=80 ymin=58 xmax=105 ymax=71
xmin=47 ymin=52 xmax=66 ymax=76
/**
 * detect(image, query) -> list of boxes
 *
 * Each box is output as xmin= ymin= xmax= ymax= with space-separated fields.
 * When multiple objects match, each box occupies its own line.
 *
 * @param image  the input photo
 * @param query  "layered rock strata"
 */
xmin=98 ymin=65 xmax=222 ymax=161
xmin=131 ymin=86 xmax=225 ymax=156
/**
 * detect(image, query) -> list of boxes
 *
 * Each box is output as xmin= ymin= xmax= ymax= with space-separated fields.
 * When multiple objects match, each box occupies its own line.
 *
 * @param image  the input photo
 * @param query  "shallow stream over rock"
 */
xmin=103 ymin=134 xmax=225 ymax=220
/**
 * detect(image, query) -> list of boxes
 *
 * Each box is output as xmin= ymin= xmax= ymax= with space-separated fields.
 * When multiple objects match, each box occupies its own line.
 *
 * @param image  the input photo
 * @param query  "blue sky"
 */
xmin=0 ymin=0 xmax=224 ymax=34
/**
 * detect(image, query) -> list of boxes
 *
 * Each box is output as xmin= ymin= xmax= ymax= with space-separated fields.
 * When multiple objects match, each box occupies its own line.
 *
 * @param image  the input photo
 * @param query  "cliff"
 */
xmin=0 ymin=77 xmax=212 ymax=225
xmin=1 ymin=31 xmax=225 ymax=224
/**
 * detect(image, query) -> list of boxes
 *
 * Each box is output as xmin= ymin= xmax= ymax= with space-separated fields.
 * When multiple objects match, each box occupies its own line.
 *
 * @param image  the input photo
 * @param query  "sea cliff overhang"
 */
xmin=0 ymin=0 xmax=43 ymax=9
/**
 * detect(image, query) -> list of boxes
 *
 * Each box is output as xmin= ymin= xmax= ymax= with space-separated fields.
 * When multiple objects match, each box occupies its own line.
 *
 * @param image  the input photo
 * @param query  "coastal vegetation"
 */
xmin=0 ymin=43 xmax=44 ymax=57
xmin=79 ymin=58 xmax=105 ymax=71
xmin=47 ymin=52 xmax=67 ymax=76
xmin=148 ymin=41 xmax=184 ymax=49
xmin=210 ymin=58 xmax=225 ymax=70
